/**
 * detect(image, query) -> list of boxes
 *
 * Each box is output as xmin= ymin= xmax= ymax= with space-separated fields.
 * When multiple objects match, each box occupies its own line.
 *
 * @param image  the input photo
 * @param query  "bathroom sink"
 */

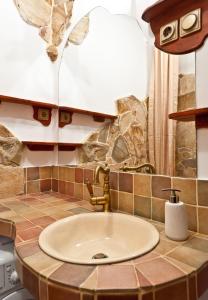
xmin=39 ymin=213 xmax=159 ymax=265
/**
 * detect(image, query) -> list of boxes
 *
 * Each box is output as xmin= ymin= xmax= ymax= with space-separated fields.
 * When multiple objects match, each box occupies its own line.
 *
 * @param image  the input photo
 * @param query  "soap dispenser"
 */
xmin=162 ymin=188 xmax=188 ymax=241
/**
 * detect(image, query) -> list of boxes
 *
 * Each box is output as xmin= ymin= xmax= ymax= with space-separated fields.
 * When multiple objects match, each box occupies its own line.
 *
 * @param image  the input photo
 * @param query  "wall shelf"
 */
xmin=0 ymin=95 xmax=58 ymax=109
xmin=0 ymin=95 xmax=58 ymax=126
xmin=22 ymin=141 xmax=83 ymax=151
xmin=169 ymin=107 xmax=208 ymax=128
xmin=59 ymin=106 xmax=117 ymax=126
xmin=0 ymin=95 xmax=117 ymax=127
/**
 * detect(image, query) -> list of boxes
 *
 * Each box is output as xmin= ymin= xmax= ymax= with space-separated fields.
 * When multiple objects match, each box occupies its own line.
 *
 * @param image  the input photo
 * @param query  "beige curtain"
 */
xmin=148 ymin=47 xmax=179 ymax=176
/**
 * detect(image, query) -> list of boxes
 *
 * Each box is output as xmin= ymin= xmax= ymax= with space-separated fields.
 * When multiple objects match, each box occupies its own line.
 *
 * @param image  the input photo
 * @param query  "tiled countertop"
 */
xmin=0 ymin=192 xmax=208 ymax=300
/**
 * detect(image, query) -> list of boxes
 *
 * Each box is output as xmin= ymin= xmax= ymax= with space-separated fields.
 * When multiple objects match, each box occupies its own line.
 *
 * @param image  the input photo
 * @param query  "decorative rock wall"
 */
xmin=175 ymin=74 xmax=197 ymax=178
xmin=0 ymin=125 xmax=22 ymax=166
xmin=68 ymin=14 xmax=90 ymax=46
xmin=14 ymin=0 xmax=73 ymax=61
xmin=14 ymin=0 xmax=90 ymax=61
xmin=78 ymin=96 xmax=148 ymax=169
xmin=0 ymin=166 xmax=24 ymax=198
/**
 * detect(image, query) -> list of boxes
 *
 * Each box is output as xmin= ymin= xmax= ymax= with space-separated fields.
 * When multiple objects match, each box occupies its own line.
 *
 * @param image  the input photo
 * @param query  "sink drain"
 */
xmin=92 ymin=253 xmax=108 ymax=259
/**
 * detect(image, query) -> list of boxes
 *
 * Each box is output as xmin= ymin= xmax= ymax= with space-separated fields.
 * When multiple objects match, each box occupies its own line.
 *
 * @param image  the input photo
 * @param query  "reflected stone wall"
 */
xmin=0 ymin=124 xmax=22 ymax=166
xmin=175 ymin=74 xmax=197 ymax=178
xmin=78 ymin=96 xmax=148 ymax=170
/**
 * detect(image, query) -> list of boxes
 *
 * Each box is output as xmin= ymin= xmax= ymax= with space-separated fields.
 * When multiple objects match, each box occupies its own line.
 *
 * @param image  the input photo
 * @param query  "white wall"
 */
xmin=59 ymin=7 xmax=150 ymax=114
xmin=0 ymin=1 xmax=59 ymax=104
xmin=58 ymin=4 xmax=152 ymax=165
xmin=0 ymin=0 xmax=154 ymax=167
xmin=179 ymin=53 xmax=195 ymax=75
xmin=0 ymin=1 xmax=59 ymax=167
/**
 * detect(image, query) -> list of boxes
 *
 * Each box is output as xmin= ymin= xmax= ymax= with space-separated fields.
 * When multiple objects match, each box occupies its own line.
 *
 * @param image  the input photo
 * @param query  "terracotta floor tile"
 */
xmin=154 ymin=238 xmax=178 ymax=255
xmin=142 ymin=293 xmax=153 ymax=300
xmin=197 ymin=264 xmax=208 ymax=297
xmin=165 ymin=257 xmax=195 ymax=274
xmin=82 ymin=294 xmax=94 ymax=300
xmin=189 ymin=274 xmax=197 ymax=300
xmin=97 ymin=265 xmax=138 ymax=291
xmin=18 ymin=226 xmax=42 ymax=241
xmin=16 ymin=240 xmax=41 ymax=258
xmin=20 ymin=211 xmax=46 ymax=220
xmin=136 ymin=269 xmax=152 ymax=288
xmin=51 ymin=210 xmax=73 ymax=220
xmin=31 ymin=216 xmax=55 ymax=226
xmin=133 ymin=251 xmax=159 ymax=264
xmin=39 ymin=279 xmax=48 ymax=300
xmin=167 ymin=246 xmax=208 ymax=268
xmin=23 ymin=265 xmax=39 ymax=300
xmin=50 ymin=263 xmax=95 ymax=287
xmin=80 ymin=268 xmax=98 ymax=290
xmin=48 ymin=284 xmax=80 ymax=300
xmin=24 ymin=251 xmax=62 ymax=274
xmin=69 ymin=207 xmax=91 ymax=214
xmin=135 ymin=257 xmax=185 ymax=286
xmin=155 ymin=280 xmax=187 ymax=300
xmin=16 ymin=220 xmax=34 ymax=231
xmin=97 ymin=294 xmax=138 ymax=300
xmin=184 ymin=236 xmax=208 ymax=253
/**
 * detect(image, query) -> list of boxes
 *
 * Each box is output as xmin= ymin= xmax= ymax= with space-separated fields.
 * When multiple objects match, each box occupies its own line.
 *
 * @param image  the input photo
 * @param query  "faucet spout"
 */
xmin=85 ymin=164 xmax=111 ymax=212
xmin=120 ymin=163 xmax=155 ymax=174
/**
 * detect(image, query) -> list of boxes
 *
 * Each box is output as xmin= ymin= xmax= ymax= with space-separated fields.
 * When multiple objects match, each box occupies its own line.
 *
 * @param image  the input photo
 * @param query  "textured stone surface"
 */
xmin=176 ymin=74 xmax=197 ymax=178
xmin=0 ymin=125 xmax=22 ymax=166
xmin=0 ymin=167 xmax=24 ymax=199
xmin=14 ymin=0 xmax=74 ymax=61
xmin=68 ymin=15 xmax=90 ymax=45
xmin=78 ymin=96 xmax=148 ymax=169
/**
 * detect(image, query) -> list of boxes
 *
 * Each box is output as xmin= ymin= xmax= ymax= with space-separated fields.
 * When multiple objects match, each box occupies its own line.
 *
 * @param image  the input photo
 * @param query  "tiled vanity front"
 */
xmin=1 ymin=166 xmax=208 ymax=299
xmin=0 ymin=191 xmax=208 ymax=300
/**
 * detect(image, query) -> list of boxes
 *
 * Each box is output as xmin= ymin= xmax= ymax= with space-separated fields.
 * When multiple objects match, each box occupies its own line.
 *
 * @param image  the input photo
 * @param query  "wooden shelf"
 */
xmin=0 ymin=95 xmax=58 ymax=127
xmin=0 ymin=95 xmax=58 ymax=109
xmin=22 ymin=141 xmax=83 ymax=151
xmin=169 ymin=108 xmax=208 ymax=128
xmin=59 ymin=106 xmax=117 ymax=124
xmin=0 ymin=95 xmax=117 ymax=126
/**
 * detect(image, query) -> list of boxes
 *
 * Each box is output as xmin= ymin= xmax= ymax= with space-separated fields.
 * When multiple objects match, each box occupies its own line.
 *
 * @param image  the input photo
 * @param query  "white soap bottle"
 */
xmin=162 ymin=188 xmax=189 ymax=241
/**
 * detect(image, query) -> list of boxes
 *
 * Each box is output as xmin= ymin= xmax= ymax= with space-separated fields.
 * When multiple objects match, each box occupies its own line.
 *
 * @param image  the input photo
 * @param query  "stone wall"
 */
xmin=175 ymin=74 xmax=197 ymax=178
xmin=78 ymin=96 xmax=148 ymax=170
xmin=14 ymin=0 xmax=90 ymax=61
xmin=0 ymin=124 xmax=22 ymax=166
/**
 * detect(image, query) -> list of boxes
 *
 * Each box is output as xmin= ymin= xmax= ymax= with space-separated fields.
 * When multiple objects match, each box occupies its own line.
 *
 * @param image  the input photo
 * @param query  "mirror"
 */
xmin=176 ymin=53 xmax=196 ymax=177
xmin=58 ymin=5 xmax=196 ymax=178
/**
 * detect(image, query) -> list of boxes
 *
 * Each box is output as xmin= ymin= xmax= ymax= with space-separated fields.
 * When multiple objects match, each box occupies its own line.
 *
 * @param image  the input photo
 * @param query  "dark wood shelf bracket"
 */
xmin=169 ymin=107 xmax=208 ymax=128
xmin=58 ymin=143 xmax=83 ymax=151
xmin=22 ymin=141 xmax=57 ymax=151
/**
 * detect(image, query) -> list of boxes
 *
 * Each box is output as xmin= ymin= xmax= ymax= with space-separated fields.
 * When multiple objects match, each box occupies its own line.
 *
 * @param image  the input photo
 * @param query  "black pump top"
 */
xmin=162 ymin=188 xmax=181 ymax=203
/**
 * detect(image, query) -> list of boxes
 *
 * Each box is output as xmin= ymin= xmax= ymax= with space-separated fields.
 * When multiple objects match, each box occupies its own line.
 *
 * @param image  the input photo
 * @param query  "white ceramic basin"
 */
xmin=39 ymin=213 xmax=159 ymax=265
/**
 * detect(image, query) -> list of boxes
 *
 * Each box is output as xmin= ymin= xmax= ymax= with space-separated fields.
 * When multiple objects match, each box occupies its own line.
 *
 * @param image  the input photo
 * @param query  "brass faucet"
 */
xmin=120 ymin=162 xmax=155 ymax=174
xmin=86 ymin=164 xmax=111 ymax=212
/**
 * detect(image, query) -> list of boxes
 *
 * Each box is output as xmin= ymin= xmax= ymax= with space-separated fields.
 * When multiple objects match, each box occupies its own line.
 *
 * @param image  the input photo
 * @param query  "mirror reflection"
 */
xmin=58 ymin=6 xmax=196 ymax=178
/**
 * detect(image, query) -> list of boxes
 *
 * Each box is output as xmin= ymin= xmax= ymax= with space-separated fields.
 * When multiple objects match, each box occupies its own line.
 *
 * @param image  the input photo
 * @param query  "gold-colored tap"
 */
xmin=86 ymin=164 xmax=111 ymax=212
xmin=120 ymin=162 xmax=155 ymax=174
